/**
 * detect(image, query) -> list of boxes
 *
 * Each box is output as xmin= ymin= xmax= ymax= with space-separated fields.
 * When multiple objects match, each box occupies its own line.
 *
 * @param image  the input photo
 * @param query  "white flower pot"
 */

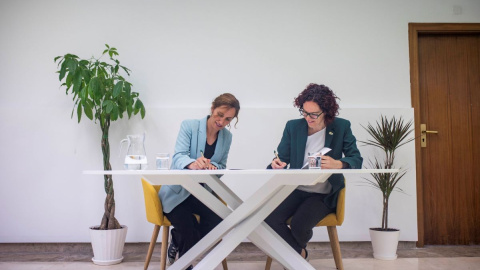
xmin=90 ymin=225 xmax=128 ymax=265
xmin=369 ymin=228 xmax=400 ymax=260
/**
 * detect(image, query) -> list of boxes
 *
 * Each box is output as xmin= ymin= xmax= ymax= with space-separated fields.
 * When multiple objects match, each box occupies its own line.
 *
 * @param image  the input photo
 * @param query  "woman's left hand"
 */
xmin=205 ymin=164 xmax=217 ymax=170
xmin=320 ymin=155 xmax=343 ymax=169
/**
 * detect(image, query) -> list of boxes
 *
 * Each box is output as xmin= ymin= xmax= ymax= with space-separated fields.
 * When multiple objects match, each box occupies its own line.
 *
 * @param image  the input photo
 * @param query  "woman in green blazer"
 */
xmin=265 ymin=83 xmax=362 ymax=260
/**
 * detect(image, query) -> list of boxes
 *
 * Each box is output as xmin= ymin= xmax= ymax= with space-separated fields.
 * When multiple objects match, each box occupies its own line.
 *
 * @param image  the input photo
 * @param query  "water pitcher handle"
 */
xmin=119 ymin=139 xmax=128 ymax=157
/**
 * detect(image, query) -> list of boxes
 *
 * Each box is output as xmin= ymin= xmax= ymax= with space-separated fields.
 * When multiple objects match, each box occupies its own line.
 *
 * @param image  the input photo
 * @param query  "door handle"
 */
xmin=421 ymin=124 xmax=438 ymax=148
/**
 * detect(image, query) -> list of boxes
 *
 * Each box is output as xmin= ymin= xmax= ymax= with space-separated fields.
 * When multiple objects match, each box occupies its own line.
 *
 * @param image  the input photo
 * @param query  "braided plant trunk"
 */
xmin=55 ymin=45 xmax=145 ymax=231
xmin=99 ymin=118 xmax=121 ymax=230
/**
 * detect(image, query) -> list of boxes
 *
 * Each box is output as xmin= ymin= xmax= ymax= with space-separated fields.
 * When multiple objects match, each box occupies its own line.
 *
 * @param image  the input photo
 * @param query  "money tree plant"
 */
xmin=54 ymin=44 xmax=146 ymax=230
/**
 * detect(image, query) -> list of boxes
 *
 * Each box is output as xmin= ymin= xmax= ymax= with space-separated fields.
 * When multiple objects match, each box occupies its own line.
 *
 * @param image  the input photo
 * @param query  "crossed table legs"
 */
xmin=144 ymin=172 xmax=331 ymax=270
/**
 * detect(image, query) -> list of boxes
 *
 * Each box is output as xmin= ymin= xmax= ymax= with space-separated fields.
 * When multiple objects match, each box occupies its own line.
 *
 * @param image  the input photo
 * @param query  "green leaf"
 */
xmin=140 ymin=103 xmax=145 ymax=119
xmin=126 ymin=103 xmax=132 ymax=118
xmin=134 ymin=99 xmax=140 ymax=115
xmin=54 ymin=56 xmax=62 ymax=62
xmin=84 ymin=86 xmax=92 ymax=100
xmin=120 ymin=65 xmax=131 ymax=76
xmin=72 ymin=69 xmax=82 ymax=94
xmin=110 ymin=104 xmax=119 ymax=121
xmin=71 ymin=99 xmax=79 ymax=119
xmin=79 ymin=87 xmax=87 ymax=100
xmin=66 ymin=58 xmax=77 ymax=74
xmin=81 ymin=68 xmax=91 ymax=84
xmin=133 ymin=99 xmax=145 ymax=118
xmin=124 ymin=83 xmax=131 ymax=100
xmin=83 ymin=102 xmax=93 ymax=120
xmin=113 ymin=81 xmax=123 ymax=98
xmin=59 ymin=60 xmax=67 ymax=81
xmin=77 ymin=102 xmax=82 ymax=123
xmin=65 ymin=73 xmax=73 ymax=89
xmin=89 ymin=77 xmax=100 ymax=98
xmin=79 ymin=59 xmax=89 ymax=66
xmin=103 ymin=100 xmax=114 ymax=113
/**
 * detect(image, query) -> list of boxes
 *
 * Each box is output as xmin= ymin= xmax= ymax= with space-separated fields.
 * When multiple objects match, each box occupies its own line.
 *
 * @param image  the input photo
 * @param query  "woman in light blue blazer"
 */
xmin=159 ymin=93 xmax=240 ymax=269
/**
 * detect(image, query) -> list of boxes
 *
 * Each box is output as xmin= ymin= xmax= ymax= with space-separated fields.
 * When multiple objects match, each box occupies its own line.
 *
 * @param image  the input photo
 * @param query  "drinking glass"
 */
xmin=156 ymin=153 xmax=170 ymax=170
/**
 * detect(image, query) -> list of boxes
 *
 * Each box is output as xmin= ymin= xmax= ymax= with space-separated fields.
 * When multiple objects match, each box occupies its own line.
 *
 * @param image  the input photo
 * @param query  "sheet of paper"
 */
xmin=311 ymin=147 xmax=331 ymax=156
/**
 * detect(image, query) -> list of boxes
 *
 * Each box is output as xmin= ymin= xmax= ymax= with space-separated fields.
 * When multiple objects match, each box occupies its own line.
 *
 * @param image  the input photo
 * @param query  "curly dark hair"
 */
xmin=294 ymin=83 xmax=340 ymax=126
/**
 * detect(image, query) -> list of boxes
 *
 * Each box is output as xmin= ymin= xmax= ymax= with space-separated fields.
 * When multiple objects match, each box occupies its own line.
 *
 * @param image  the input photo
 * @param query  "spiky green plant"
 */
xmin=360 ymin=115 xmax=414 ymax=230
xmin=54 ymin=44 xmax=146 ymax=230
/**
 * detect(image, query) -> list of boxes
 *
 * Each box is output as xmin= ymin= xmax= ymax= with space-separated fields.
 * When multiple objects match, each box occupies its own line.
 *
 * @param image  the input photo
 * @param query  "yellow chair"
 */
xmin=265 ymin=180 xmax=346 ymax=270
xmin=141 ymin=178 xmax=228 ymax=270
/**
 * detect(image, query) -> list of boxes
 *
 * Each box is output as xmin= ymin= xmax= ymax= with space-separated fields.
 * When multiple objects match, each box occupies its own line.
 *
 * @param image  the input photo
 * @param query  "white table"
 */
xmin=84 ymin=169 xmax=397 ymax=270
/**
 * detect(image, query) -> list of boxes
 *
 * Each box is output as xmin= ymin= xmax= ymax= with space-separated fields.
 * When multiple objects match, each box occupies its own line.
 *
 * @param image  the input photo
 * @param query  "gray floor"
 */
xmin=1 ymin=242 xmax=480 ymax=269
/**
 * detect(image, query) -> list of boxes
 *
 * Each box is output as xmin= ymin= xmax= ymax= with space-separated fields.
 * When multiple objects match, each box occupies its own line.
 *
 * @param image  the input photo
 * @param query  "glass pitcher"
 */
xmin=120 ymin=133 xmax=148 ymax=170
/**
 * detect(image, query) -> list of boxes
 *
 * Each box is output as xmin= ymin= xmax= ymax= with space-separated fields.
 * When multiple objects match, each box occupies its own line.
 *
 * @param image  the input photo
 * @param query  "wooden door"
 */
xmin=410 ymin=23 xmax=480 ymax=246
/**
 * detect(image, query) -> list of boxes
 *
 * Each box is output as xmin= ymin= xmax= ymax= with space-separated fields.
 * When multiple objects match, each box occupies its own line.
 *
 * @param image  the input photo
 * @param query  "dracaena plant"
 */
xmin=359 ymin=115 xmax=414 ymax=231
xmin=54 ymin=44 xmax=146 ymax=230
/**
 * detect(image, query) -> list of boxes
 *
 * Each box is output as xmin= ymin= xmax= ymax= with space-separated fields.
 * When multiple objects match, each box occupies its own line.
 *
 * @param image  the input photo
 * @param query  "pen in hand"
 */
xmin=272 ymin=150 xmax=286 ymax=169
xmin=200 ymin=150 xmax=212 ymax=169
xmin=274 ymin=150 xmax=280 ymax=161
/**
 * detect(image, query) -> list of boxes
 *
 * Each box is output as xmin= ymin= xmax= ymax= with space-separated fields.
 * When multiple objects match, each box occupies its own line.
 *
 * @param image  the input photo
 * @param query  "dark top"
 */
xmin=204 ymin=139 xmax=217 ymax=159
xmin=267 ymin=117 xmax=363 ymax=208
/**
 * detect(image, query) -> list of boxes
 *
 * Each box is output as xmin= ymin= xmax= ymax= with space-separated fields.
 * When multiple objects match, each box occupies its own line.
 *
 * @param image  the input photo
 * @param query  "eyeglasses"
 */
xmin=299 ymin=108 xmax=323 ymax=119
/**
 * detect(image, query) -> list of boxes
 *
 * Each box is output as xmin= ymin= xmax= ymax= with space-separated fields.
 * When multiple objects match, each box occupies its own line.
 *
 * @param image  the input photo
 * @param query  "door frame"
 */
xmin=408 ymin=23 xmax=480 ymax=247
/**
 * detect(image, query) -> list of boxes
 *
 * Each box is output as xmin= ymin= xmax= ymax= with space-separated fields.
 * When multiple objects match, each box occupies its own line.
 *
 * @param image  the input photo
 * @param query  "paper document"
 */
xmin=310 ymin=147 xmax=331 ymax=156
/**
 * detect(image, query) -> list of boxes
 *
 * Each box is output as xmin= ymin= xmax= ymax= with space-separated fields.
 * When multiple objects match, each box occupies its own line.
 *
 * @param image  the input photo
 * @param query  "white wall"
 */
xmin=0 ymin=0 xmax=479 ymax=243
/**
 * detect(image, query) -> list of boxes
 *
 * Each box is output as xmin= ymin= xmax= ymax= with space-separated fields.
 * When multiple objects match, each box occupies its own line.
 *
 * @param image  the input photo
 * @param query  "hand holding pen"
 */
xmin=187 ymin=150 xmax=214 ymax=170
xmin=271 ymin=150 xmax=287 ymax=169
xmin=201 ymin=150 xmax=217 ymax=170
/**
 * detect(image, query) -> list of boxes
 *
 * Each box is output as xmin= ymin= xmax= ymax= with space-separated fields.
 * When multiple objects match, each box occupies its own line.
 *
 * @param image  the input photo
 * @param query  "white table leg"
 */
xmin=204 ymin=175 xmax=315 ymax=268
xmin=195 ymin=184 xmax=315 ymax=270
xmin=168 ymin=179 xmax=285 ymax=270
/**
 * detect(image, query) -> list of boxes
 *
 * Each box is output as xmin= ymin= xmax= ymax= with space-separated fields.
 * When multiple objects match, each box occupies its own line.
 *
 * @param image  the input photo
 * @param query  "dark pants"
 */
xmin=165 ymin=194 xmax=222 ymax=257
xmin=265 ymin=189 xmax=334 ymax=254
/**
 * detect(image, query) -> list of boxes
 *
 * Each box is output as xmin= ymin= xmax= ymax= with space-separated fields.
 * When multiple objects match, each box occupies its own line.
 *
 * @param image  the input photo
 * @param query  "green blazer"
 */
xmin=269 ymin=117 xmax=363 ymax=209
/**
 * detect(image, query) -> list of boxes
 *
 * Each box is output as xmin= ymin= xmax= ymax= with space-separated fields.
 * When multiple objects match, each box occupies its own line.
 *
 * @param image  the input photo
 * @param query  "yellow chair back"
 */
xmin=318 ymin=180 xmax=346 ymax=226
xmin=141 ymin=178 xmax=171 ymax=226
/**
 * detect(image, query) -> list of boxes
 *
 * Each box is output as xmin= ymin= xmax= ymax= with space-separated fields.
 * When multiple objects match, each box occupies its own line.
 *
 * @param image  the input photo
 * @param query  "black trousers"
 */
xmin=265 ymin=189 xmax=334 ymax=253
xmin=165 ymin=194 xmax=222 ymax=257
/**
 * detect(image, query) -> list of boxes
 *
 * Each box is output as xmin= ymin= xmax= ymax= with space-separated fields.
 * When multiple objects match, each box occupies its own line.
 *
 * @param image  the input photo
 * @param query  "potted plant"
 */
xmin=359 ymin=115 xmax=414 ymax=260
xmin=54 ymin=44 xmax=146 ymax=265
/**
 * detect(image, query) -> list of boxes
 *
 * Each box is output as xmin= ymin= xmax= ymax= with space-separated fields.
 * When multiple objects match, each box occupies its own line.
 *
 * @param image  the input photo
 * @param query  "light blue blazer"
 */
xmin=159 ymin=116 xmax=232 ymax=213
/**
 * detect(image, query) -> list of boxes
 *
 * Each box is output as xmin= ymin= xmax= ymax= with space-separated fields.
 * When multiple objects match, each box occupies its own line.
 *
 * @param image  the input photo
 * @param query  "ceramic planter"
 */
xmin=369 ymin=228 xmax=399 ymax=260
xmin=90 ymin=225 xmax=128 ymax=265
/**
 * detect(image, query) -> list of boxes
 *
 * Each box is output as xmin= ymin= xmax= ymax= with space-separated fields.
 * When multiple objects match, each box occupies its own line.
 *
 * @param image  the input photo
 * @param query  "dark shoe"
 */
xmin=186 ymin=265 xmax=193 ymax=270
xmin=284 ymin=249 xmax=309 ymax=270
xmin=166 ymin=235 xmax=178 ymax=266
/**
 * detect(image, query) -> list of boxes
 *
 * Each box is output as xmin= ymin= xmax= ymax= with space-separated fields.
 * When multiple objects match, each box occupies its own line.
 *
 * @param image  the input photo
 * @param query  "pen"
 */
xmin=274 ymin=150 xmax=280 ymax=160
xmin=200 ymin=150 xmax=205 ymax=158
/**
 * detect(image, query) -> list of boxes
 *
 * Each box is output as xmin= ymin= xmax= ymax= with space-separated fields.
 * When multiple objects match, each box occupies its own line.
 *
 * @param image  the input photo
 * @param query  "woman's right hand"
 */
xmin=271 ymin=158 xmax=287 ymax=169
xmin=187 ymin=157 xmax=211 ymax=170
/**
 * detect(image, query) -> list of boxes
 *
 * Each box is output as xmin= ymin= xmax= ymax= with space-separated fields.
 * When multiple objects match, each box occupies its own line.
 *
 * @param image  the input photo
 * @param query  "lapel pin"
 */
xmin=329 ymin=131 xmax=333 ymax=135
